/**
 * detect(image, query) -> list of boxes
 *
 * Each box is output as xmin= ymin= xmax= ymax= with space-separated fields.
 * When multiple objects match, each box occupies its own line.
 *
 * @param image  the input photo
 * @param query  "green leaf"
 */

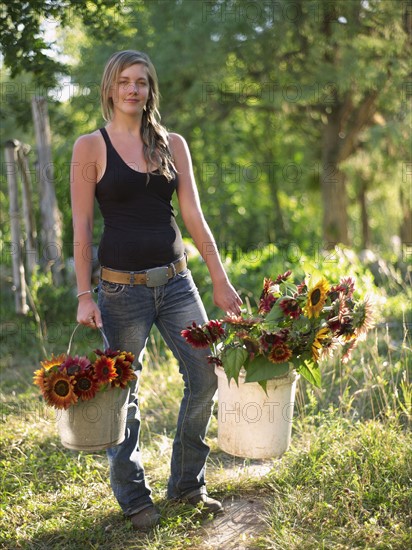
xmin=298 ymin=360 xmax=322 ymax=388
xmin=264 ymin=301 xmax=284 ymax=324
xmin=221 ymin=346 xmax=248 ymax=385
xmin=261 ymin=320 xmax=282 ymax=332
xmin=244 ymin=355 xmax=290 ymax=383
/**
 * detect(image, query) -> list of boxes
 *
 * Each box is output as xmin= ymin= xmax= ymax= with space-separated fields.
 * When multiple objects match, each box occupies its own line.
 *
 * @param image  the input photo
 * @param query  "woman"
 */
xmin=70 ymin=50 xmax=242 ymax=531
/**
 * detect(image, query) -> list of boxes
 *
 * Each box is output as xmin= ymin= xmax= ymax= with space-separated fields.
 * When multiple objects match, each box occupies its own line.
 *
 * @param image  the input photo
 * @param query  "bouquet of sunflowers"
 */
xmin=182 ymin=270 xmax=375 ymax=390
xmin=34 ymin=332 xmax=136 ymax=410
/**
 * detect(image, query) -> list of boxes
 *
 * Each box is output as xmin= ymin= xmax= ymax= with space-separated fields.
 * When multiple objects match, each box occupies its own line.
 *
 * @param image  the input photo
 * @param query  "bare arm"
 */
xmin=70 ymin=134 xmax=103 ymax=328
xmin=170 ymin=133 xmax=242 ymax=315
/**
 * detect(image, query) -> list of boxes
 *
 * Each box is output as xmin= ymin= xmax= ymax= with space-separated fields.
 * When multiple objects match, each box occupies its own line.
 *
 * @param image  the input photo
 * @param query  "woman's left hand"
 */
xmin=213 ymin=280 xmax=243 ymax=316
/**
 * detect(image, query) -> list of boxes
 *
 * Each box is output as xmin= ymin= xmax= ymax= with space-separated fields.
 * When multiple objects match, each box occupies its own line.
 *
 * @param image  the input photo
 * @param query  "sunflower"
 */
xmin=304 ymin=277 xmax=330 ymax=318
xmin=40 ymin=353 xmax=66 ymax=370
xmin=94 ymin=347 xmax=119 ymax=358
xmin=181 ymin=322 xmax=211 ymax=348
xmin=341 ymin=339 xmax=358 ymax=364
xmin=205 ymin=320 xmax=225 ymax=342
xmin=44 ymin=371 xmax=77 ymax=409
xmin=33 ymin=368 xmax=47 ymax=396
xmin=268 ymin=343 xmax=292 ymax=364
xmin=60 ymin=355 xmax=91 ymax=376
xmin=121 ymin=351 xmax=135 ymax=363
xmin=258 ymin=277 xmax=278 ymax=313
xmin=311 ymin=327 xmax=331 ymax=362
xmin=221 ymin=315 xmax=263 ymax=328
xmin=111 ymin=358 xmax=137 ymax=389
xmin=279 ymin=297 xmax=302 ymax=319
xmin=93 ymin=355 xmax=117 ymax=384
xmin=352 ymin=297 xmax=375 ymax=339
xmin=74 ymin=372 xmax=99 ymax=401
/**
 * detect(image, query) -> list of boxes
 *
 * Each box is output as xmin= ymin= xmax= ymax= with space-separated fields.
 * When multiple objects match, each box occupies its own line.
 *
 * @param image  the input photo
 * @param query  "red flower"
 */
xmin=260 ymin=330 xmax=288 ymax=352
xmin=296 ymin=282 xmax=307 ymax=295
xmin=258 ymin=277 xmax=278 ymax=313
xmin=60 ymin=355 xmax=91 ymax=376
xmin=93 ymin=355 xmax=117 ymax=384
xmin=94 ymin=348 xmax=120 ymax=358
xmin=205 ymin=320 xmax=225 ymax=342
xmin=279 ymin=297 xmax=302 ymax=319
xmin=274 ymin=270 xmax=292 ymax=284
xmin=329 ymin=277 xmax=355 ymax=300
xmin=268 ymin=343 xmax=292 ymax=364
xmin=258 ymin=294 xmax=277 ymax=314
xmin=181 ymin=322 xmax=211 ymax=349
xmin=73 ymin=371 xmax=99 ymax=401
xmin=207 ymin=356 xmax=223 ymax=366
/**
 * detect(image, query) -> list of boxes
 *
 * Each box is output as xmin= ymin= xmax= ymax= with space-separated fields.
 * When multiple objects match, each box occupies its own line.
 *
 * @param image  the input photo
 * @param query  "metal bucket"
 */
xmin=215 ymin=365 xmax=299 ymax=459
xmin=56 ymin=386 xmax=129 ymax=451
xmin=56 ymin=324 xmax=130 ymax=451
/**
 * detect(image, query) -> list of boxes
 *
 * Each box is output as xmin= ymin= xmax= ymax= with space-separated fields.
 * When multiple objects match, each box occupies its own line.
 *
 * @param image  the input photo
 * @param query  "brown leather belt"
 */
xmin=100 ymin=256 xmax=187 ymax=287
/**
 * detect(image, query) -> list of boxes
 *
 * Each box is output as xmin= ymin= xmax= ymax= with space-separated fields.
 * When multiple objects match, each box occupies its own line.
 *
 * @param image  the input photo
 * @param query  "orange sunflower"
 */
xmin=304 ymin=277 xmax=330 ymax=318
xmin=34 ymin=353 xmax=66 ymax=396
xmin=44 ymin=371 xmax=78 ymax=409
xmin=40 ymin=353 xmax=66 ymax=370
xmin=111 ymin=358 xmax=137 ymax=389
xmin=33 ymin=368 xmax=47 ymax=396
xmin=93 ymin=355 xmax=117 ymax=384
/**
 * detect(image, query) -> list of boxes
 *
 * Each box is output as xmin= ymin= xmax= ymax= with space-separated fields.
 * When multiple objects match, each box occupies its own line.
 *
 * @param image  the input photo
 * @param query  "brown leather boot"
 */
xmin=184 ymin=494 xmax=224 ymax=515
xmin=129 ymin=506 xmax=160 ymax=531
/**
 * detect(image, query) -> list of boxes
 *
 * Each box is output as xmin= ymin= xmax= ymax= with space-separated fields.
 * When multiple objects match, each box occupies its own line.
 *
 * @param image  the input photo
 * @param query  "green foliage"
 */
xmin=260 ymin=413 xmax=412 ymax=549
xmin=2 ymin=0 xmax=410 ymax=259
xmin=0 ymin=0 xmax=123 ymax=86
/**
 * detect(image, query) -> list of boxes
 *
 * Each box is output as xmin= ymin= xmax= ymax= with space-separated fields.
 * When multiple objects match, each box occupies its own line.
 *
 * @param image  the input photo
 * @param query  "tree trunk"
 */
xmin=321 ymin=111 xmax=349 ymax=247
xmin=400 ymin=187 xmax=412 ymax=246
xmin=31 ymin=96 xmax=64 ymax=284
xmin=267 ymin=175 xmax=287 ymax=243
xmin=358 ymin=176 xmax=371 ymax=249
xmin=4 ymin=140 xmax=28 ymax=314
xmin=16 ymin=143 xmax=38 ymax=280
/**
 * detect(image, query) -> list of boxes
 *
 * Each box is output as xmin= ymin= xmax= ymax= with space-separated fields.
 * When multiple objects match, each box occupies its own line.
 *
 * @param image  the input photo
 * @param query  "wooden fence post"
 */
xmin=4 ymin=140 xmax=28 ymax=314
xmin=16 ymin=143 xmax=38 ymax=280
xmin=31 ymin=96 xmax=64 ymax=285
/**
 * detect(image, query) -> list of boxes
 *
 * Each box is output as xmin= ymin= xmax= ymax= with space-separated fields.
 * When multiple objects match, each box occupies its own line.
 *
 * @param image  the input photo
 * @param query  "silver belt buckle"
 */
xmin=146 ymin=266 xmax=169 ymax=287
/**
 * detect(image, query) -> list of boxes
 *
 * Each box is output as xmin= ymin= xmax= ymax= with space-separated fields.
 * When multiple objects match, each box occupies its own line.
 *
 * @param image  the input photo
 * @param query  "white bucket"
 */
xmin=215 ymin=366 xmax=299 ymax=459
xmin=56 ymin=387 xmax=130 ymax=451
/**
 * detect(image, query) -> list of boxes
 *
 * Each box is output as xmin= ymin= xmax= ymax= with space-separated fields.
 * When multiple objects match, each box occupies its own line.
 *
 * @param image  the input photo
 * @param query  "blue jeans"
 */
xmin=97 ymin=267 xmax=217 ymax=516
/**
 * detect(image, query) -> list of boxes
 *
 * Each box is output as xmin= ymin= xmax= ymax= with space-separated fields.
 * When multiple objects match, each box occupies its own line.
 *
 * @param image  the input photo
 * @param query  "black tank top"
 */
xmin=95 ymin=127 xmax=185 ymax=271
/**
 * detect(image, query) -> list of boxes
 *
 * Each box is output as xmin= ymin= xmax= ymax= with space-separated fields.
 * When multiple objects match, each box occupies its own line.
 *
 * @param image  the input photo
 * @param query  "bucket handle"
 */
xmin=67 ymin=323 xmax=110 ymax=356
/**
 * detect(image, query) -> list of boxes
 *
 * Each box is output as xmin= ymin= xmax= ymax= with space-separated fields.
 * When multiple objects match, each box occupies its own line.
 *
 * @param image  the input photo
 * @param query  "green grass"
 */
xmin=260 ymin=415 xmax=412 ymax=549
xmin=1 ymin=257 xmax=411 ymax=549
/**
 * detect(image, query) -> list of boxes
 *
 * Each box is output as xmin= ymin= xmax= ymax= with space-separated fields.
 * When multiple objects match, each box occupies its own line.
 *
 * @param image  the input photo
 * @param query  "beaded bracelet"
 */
xmin=76 ymin=290 xmax=92 ymax=298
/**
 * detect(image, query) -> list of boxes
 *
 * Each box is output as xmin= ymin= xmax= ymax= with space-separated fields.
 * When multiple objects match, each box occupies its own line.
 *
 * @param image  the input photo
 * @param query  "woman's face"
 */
xmin=110 ymin=63 xmax=150 ymax=117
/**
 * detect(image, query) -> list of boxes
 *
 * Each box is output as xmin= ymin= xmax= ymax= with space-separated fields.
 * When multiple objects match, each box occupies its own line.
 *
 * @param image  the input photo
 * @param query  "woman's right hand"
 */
xmin=77 ymin=295 xmax=103 ymax=329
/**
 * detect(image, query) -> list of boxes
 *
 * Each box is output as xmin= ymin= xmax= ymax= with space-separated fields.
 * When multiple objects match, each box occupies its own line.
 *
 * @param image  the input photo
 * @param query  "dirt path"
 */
xmin=201 ymin=495 xmax=268 ymax=549
xmin=195 ymin=460 xmax=273 ymax=549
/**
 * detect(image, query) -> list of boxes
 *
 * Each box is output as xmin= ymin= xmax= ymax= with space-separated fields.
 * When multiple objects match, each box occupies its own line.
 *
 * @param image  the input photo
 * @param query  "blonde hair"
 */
xmin=100 ymin=50 xmax=176 ymax=181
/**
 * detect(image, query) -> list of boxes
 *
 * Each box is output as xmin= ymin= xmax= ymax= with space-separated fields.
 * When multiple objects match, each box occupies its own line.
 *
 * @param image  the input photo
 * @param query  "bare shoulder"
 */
xmin=73 ymin=130 xmax=104 ymax=157
xmin=168 ymin=132 xmax=190 ymax=162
